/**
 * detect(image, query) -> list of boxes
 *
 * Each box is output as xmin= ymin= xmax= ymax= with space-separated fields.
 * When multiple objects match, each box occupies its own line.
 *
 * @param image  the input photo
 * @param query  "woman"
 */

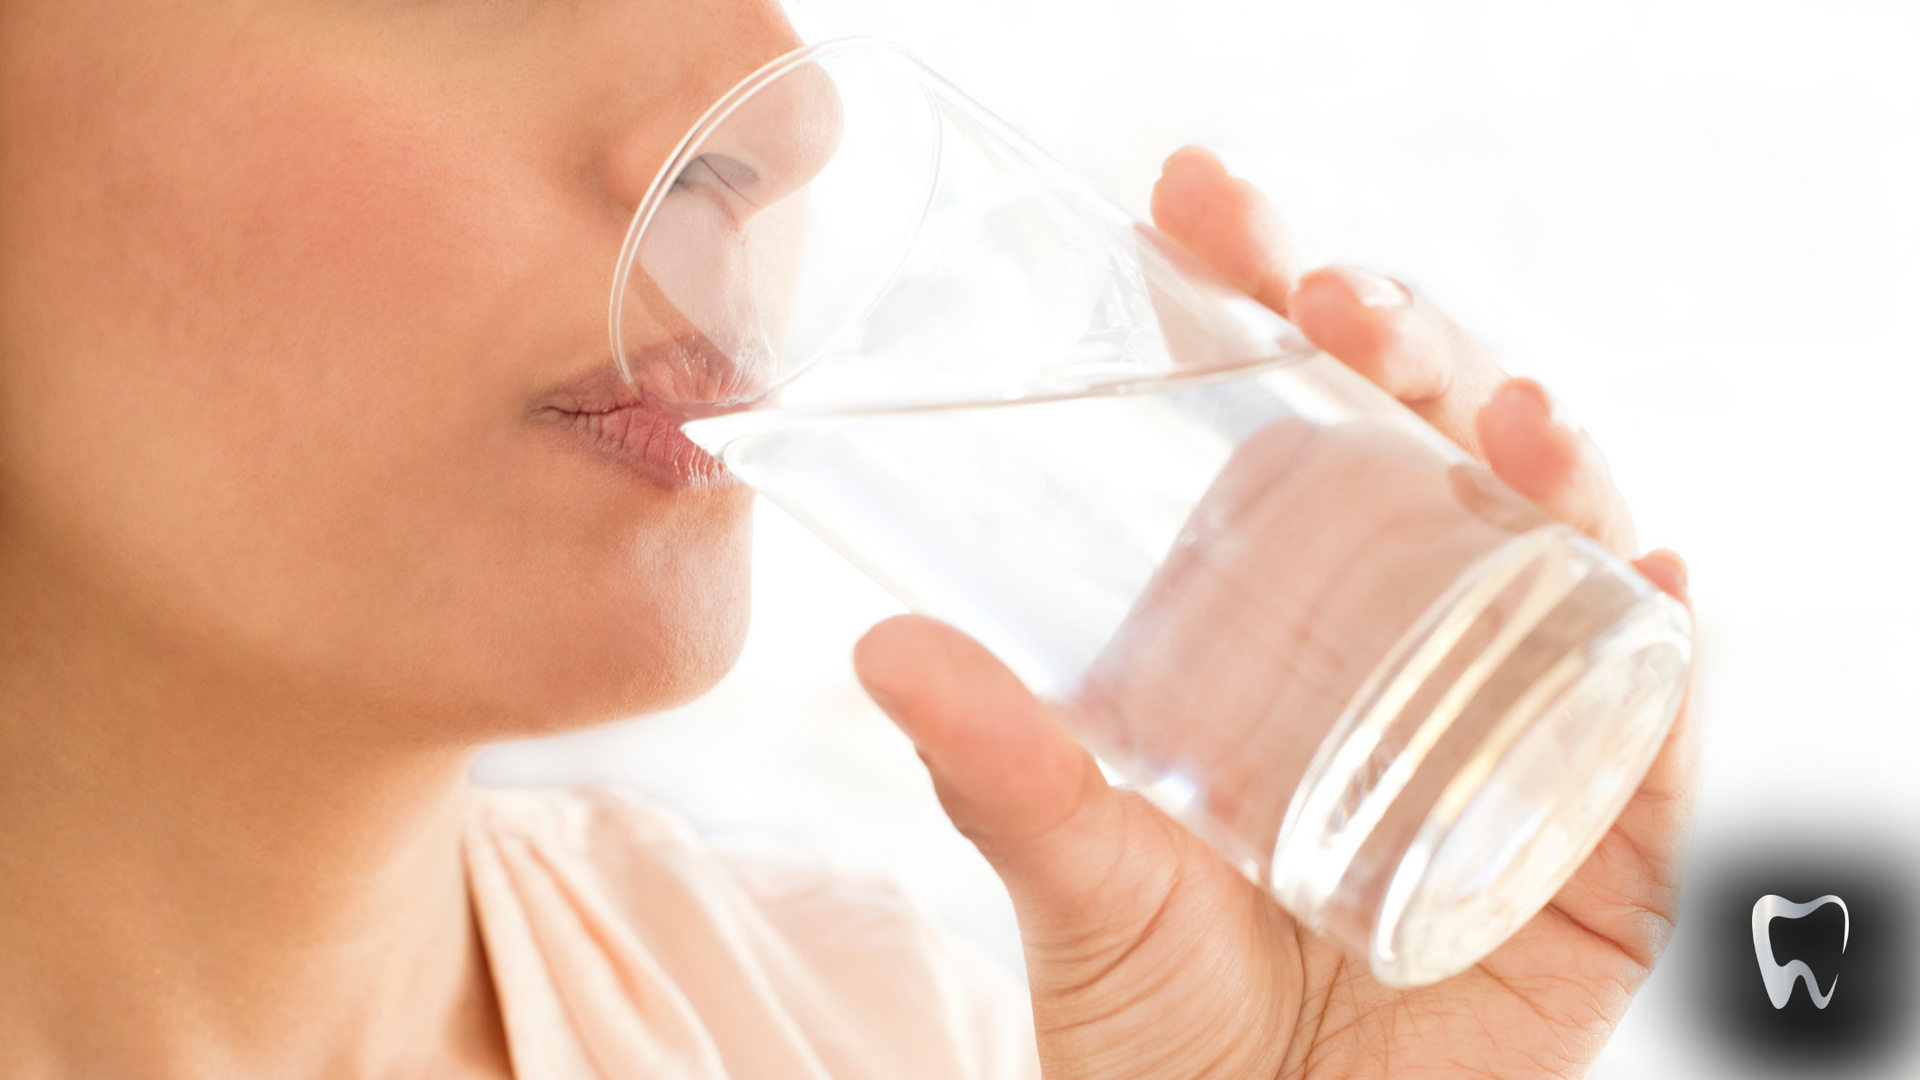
xmin=0 ymin=1 xmax=1692 ymax=1077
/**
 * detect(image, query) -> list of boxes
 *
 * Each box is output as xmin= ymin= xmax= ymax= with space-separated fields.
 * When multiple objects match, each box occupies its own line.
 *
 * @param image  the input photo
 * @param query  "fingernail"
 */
xmin=1161 ymin=145 xmax=1226 ymax=179
xmin=1508 ymin=378 xmax=1575 ymax=430
xmin=1334 ymin=265 xmax=1411 ymax=309
xmin=1652 ymin=548 xmax=1689 ymax=593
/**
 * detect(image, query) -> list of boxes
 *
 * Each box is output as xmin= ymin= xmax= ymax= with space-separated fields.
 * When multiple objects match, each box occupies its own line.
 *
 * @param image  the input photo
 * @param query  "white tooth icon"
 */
xmin=1751 ymin=894 xmax=1849 ymax=1009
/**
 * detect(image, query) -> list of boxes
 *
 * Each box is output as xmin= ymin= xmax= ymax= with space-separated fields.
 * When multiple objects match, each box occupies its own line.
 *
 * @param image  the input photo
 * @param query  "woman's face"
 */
xmin=0 ymin=0 xmax=804 ymax=732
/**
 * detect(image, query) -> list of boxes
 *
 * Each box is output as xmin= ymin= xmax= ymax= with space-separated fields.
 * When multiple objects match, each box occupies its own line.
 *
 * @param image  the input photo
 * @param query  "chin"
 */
xmin=627 ymin=582 xmax=754 ymax=717
xmin=456 ymin=602 xmax=747 ymax=742
xmin=486 ymin=525 xmax=755 ymax=738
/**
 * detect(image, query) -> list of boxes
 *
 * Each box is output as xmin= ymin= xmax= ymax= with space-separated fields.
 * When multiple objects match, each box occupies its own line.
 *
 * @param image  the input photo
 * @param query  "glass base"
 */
xmin=1270 ymin=524 xmax=1692 ymax=987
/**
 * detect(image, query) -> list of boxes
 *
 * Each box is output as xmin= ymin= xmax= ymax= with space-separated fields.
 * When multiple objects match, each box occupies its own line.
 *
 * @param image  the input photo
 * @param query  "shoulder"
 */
xmin=468 ymin=784 xmax=1038 ymax=1080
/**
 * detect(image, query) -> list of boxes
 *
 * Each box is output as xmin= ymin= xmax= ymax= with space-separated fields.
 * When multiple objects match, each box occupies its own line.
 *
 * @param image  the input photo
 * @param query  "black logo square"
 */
xmin=1684 ymin=838 xmax=1914 ymax=1073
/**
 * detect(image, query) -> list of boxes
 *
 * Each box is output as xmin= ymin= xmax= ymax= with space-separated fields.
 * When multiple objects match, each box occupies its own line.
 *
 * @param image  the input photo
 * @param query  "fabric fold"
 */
xmin=463 ymin=785 xmax=1040 ymax=1080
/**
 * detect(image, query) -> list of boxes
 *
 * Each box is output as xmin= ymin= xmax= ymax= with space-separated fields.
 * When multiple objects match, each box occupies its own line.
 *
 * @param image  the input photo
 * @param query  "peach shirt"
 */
xmin=465 ymin=786 xmax=1042 ymax=1080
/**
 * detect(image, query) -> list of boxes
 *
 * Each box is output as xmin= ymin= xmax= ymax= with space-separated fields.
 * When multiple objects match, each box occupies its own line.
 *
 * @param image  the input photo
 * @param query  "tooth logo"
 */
xmin=1752 ymin=894 xmax=1849 ymax=1009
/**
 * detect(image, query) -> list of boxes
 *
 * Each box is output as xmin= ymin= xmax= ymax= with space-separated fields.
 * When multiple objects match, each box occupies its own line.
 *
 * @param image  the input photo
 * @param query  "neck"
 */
xmin=0 ymin=553 xmax=510 ymax=1079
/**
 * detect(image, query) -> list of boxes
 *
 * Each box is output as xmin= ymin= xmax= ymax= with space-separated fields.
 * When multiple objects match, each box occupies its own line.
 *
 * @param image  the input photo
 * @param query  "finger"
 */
xmin=852 ymin=616 xmax=1184 ymax=924
xmin=1149 ymin=146 xmax=1299 ymax=316
xmin=1289 ymin=266 xmax=1507 ymax=458
xmin=1547 ymin=695 xmax=1698 ymax=970
xmin=1617 ymin=548 xmax=1695 ymax=832
xmin=1552 ymin=551 xmax=1696 ymax=960
xmin=1620 ymin=549 xmax=1696 ymax=866
xmin=1476 ymin=377 xmax=1639 ymax=556
xmin=1619 ymin=550 xmax=1697 ymax=838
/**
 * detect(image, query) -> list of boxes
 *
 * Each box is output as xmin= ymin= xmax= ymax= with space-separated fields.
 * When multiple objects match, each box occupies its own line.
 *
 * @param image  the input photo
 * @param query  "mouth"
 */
xmin=534 ymin=338 xmax=766 ymax=489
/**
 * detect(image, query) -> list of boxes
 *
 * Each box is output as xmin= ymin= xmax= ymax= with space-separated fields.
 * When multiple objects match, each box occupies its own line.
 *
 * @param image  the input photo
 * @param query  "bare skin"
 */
xmin=856 ymin=148 xmax=1694 ymax=1080
xmin=0 ymin=2 xmax=1691 ymax=1077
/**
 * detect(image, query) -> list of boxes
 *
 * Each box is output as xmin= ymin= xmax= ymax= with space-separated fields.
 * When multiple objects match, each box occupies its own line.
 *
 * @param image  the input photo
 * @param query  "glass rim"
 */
xmin=606 ymin=36 xmax=916 ymax=385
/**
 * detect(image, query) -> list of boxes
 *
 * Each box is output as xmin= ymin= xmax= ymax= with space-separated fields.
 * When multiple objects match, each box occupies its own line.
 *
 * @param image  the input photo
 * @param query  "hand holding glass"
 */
xmin=610 ymin=39 xmax=1692 ymax=987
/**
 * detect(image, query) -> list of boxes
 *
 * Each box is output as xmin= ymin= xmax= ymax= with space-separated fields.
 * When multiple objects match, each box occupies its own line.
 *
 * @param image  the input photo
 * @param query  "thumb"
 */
xmin=852 ymin=615 xmax=1186 ymax=928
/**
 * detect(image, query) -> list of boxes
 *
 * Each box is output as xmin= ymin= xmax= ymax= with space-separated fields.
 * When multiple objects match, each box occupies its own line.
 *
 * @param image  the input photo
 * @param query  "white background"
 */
xmin=477 ymin=2 xmax=1920 ymax=1074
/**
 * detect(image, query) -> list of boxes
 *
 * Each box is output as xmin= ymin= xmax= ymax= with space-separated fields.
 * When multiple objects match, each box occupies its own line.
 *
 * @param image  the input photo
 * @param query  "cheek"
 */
xmin=56 ymin=30 xmax=529 ymax=496
xmin=96 ymin=59 xmax=532 ymax=620
xmin=149 ymin=69 xmax=516 ymax=395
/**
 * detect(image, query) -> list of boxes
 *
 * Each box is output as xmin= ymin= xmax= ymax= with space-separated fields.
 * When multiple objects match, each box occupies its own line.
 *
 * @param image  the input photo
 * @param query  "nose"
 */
xmin=601 ymin=7 xmax=839 ymax=217
xmin=606 ymin=22 xmax=848 ymax=403
xmin=686 ymin=60 xmax=845 ymax=216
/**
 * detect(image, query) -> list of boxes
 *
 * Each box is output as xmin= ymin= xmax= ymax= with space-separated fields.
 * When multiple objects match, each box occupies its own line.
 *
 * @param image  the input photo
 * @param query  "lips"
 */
xmin=552 ymin=395 xmax=726 ymax=486
xmin=535 ymin=338 xmax=765 ymax=489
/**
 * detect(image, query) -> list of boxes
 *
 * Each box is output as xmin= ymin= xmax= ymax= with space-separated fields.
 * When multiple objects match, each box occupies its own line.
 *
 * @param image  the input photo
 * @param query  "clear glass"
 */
xmin=610 ymin=38 xmax=1692 ymax=987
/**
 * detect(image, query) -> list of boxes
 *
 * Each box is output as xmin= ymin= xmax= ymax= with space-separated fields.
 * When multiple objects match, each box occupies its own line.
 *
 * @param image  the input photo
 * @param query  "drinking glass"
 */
xmin=609 ymin=38 xmax=1692 ymax=987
